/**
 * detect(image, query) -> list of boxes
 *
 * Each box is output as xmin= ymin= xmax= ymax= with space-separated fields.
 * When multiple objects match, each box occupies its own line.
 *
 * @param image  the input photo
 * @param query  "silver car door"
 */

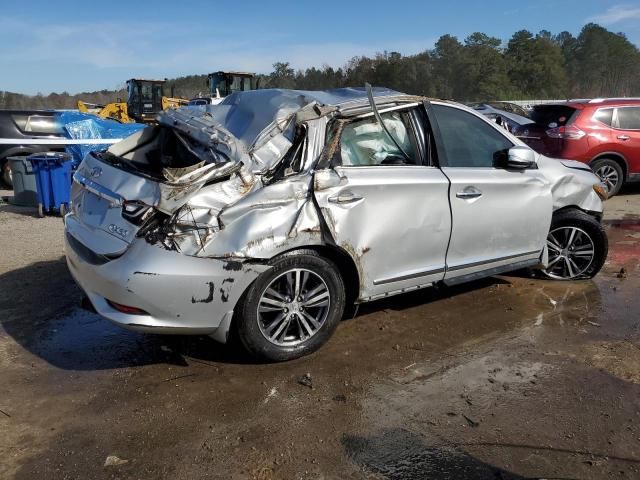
xmin=313 ymin=107 xmax=451 ymax=301
xmin=427 ymin=102 xmax=552 ymax=282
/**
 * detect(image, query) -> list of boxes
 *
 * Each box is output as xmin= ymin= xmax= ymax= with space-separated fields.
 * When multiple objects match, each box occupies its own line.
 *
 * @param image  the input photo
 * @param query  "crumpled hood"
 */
xmin=536 ymin=155 xmax=604 ymax=213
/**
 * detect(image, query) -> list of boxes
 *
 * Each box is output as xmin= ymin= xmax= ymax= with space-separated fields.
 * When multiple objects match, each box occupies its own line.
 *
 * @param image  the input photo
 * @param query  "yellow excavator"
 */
xmin=77 ymin=78 xmax=188 ymax=123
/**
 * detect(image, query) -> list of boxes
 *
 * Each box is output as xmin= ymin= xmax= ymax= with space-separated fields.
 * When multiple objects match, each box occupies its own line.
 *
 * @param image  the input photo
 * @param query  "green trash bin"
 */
xmin=8 ymin=156 xmax=39 ymax=207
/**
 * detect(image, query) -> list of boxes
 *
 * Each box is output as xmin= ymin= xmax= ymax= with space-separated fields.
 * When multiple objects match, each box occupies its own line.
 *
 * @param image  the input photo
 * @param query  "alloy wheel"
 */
xmin=544 ymin=226 xmax=595 ymax=279
xmin=257 ymin=268 xmax=331 ymax=346
xmin=595 ymin=164 xmax=619 ymax=194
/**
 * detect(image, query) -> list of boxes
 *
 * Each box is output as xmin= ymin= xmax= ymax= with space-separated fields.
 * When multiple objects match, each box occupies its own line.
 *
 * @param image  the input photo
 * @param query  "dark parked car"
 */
xmin=514 ymin=99 xmax=640 ymax=196
xmin=0 ymin=110 xmax=65 ymax=186
xmin=470 ymin=103 xmax=533 ymax=134
xmin=469 ymin=101 xmax=530 ymax=118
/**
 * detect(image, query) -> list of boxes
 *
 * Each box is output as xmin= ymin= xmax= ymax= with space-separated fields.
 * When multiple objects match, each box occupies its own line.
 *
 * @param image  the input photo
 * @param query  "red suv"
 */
xmin=516 ymin=99 xmax=640 ymax=196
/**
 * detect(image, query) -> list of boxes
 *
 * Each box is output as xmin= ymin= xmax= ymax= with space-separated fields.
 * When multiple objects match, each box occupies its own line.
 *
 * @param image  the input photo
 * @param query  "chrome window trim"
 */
xmin=446 ymin=250 xmax=541 ymax=272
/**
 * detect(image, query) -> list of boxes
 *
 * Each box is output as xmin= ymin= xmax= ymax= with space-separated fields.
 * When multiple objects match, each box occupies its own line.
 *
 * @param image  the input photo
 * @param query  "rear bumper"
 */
xmin=64 ymin=228 xmax=269 ymax=342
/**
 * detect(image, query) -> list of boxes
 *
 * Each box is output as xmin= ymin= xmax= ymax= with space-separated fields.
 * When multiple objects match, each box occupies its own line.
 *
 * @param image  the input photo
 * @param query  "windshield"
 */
xmin=140 ymin=83 xmax=153 ymax=102
xmin=209 ymin=73 xmax=255 ymax=97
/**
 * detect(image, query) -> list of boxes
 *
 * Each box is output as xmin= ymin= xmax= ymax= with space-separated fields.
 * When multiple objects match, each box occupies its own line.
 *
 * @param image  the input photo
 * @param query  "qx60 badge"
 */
xmin=108 ymin=224 xmax=129 ymax=238
xmin=89 ymin=166 xmax=102 ymax=178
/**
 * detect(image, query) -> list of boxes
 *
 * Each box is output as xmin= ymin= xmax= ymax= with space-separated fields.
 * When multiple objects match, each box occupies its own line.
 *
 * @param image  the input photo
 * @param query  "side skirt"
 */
xmin=443 ymin=258 xmax=539 ymax=287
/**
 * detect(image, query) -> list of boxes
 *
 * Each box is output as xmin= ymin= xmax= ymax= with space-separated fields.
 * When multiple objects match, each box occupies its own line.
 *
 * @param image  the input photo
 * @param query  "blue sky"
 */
xmin=2 ymin=0 xmax=639 ymax=95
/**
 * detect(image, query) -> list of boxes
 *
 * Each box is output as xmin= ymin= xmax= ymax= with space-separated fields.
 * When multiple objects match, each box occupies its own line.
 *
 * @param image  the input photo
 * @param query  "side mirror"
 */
xmin=507 ymin=146 xmax=537 ymax=170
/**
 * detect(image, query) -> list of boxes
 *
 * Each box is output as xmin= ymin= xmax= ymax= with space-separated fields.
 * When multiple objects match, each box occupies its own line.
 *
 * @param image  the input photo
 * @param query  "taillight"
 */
xmin=545 ymin=125 xmax=586 ymax=140
xmin=107 ymin=299 xmax=148 ymax=315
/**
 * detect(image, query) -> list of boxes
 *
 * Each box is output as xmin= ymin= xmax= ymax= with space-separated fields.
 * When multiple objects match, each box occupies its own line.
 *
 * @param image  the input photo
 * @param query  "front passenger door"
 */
xmin=428 ymin=102 xmax=552 ymax=282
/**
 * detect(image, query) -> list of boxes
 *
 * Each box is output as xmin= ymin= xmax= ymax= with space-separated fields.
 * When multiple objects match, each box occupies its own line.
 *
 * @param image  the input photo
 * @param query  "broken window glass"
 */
xmin=338 ymin=111 xmax=418 ymax=166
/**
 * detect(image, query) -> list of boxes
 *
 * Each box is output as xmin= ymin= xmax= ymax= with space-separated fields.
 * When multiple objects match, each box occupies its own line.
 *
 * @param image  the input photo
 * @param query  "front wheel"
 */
xmin=541 ymin=209 xmax=608 ymax=280
xmin=235 ymin=250 xmax=346 ymax=362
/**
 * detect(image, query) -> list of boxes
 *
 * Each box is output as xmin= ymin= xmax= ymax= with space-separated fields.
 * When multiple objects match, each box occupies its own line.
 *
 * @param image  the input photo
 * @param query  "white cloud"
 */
xmin=588 ymin=4 xmax=640 ymax=25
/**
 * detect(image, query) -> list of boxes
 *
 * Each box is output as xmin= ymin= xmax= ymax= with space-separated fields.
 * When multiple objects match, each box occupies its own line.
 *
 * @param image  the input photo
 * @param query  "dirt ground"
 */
xmin=1 ymin=185 xmax=640 ymax=480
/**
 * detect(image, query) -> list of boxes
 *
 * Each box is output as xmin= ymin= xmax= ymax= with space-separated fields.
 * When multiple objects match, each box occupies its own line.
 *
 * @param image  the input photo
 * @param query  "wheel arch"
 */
xmin=268 ymin=244 xmax=361 ymax=307
xmin=589 ymin=152 xmax=628 ymax=180
xmin=553 ymin=205 xmax=602 ymax=222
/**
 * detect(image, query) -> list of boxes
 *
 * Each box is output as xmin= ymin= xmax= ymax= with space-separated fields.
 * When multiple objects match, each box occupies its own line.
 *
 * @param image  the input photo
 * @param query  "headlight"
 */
xmin=593 ymin=183 xmax=609 ymax=201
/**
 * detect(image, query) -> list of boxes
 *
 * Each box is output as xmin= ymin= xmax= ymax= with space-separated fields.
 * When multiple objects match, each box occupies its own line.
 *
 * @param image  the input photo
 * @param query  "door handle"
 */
xmin=617 ymin=135 xmax=630 ymax=141
xmin=456 ymin=187 xmax=483 ymax=199
xmin=328 ymin=192 xmax=363 ymax=204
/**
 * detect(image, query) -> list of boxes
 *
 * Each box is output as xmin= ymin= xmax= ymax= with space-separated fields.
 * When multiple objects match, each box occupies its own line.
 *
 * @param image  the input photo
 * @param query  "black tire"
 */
xmin=540 ymin=209 xmax=608 ymax=280
xmin=591 ymin=158 xmax=623 ymax=197
xmin=236 ymin=249 xmax=346 ymax=362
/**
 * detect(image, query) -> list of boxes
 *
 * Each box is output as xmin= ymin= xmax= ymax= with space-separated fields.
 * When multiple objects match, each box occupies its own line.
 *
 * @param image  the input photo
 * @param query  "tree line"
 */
xmin=2 ymin=23 xmax=639 ymax=110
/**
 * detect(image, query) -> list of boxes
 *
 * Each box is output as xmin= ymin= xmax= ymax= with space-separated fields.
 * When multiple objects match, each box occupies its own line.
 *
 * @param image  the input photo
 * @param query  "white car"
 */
xmin=65 ymin=87 xmax=609 ymax=361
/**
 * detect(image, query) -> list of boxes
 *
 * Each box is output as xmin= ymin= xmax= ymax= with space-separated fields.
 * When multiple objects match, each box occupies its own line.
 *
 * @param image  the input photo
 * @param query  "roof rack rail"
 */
xmin=588 ymin=97 xmax=640 ymax=103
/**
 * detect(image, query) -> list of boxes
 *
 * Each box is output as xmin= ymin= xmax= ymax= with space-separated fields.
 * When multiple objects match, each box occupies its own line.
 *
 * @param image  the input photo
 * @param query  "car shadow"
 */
xmin=350 ymin=276 xmax=511 ymax=319
xmin=619 ymin=182 xmax=640 ymax=196
xmin=0 ymin=256 xmax=514 ymax=371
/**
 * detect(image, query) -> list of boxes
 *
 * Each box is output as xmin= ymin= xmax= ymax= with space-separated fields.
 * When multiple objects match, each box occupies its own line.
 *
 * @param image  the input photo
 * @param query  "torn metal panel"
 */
xmin=199 ymin=174 xmax=323 ymax=258
xmin=302 ymin=118 xmax=329 ymax=171
xmin=158 ymin=108 xmax=251 ymax=166
xmin=313 ymin=165 xmax=451 ymax=299
xmin=155 ymin=167 xmax=262 ymax=254
xmin=157 ymin=161 xmax=248 ymax=214
xmin=250 ymin=121 xmax=295 ymax=173
xmin=537 ymin=155 xmax=604 ymax=213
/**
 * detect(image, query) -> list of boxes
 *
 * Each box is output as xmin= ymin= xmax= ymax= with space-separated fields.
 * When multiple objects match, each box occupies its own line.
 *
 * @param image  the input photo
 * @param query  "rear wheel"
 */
xmin=541 ymin=209 xmax=607 ymax=280
xmin=236 ymin=250 xmax=345 ymax=362
xmin=591 ymin=158 xmax=623 ymax=197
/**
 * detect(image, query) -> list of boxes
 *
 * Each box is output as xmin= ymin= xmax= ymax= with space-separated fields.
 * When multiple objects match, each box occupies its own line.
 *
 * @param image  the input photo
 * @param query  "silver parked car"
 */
xmin=65 ymin=87 xmax=609 ymax=361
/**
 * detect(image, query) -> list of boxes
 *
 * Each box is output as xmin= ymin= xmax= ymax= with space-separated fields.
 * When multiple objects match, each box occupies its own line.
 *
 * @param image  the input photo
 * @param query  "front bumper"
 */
xmin=65 ymin=226 xmax=269 ymax=342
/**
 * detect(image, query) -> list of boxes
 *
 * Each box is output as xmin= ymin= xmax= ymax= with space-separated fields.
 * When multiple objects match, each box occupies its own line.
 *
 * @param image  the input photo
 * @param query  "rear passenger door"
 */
xmin=313 ymin=106 xmax=451 ymax=300
xmin=613 ymin=106 xmax=640 ymax=174
xmin=427 ymin=102 xmax=552 ymax=283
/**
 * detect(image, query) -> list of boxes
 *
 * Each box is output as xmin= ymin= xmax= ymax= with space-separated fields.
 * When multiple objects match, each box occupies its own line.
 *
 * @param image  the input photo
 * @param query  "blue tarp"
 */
xmin=56 ymin=111 xmax=145 ymax=167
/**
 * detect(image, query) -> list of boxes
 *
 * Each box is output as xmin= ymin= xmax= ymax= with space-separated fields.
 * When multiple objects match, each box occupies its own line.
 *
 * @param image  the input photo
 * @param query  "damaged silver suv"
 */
xmin=65 ymin=87 xmax=609 ymax=361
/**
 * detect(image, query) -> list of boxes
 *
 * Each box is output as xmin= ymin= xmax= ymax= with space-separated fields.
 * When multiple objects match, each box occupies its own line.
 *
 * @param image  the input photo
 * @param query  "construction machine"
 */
xmin=206 ymin=71 xmax=259 ymax=104
xmin=77 ymin=78 xmax=188 ymax=124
